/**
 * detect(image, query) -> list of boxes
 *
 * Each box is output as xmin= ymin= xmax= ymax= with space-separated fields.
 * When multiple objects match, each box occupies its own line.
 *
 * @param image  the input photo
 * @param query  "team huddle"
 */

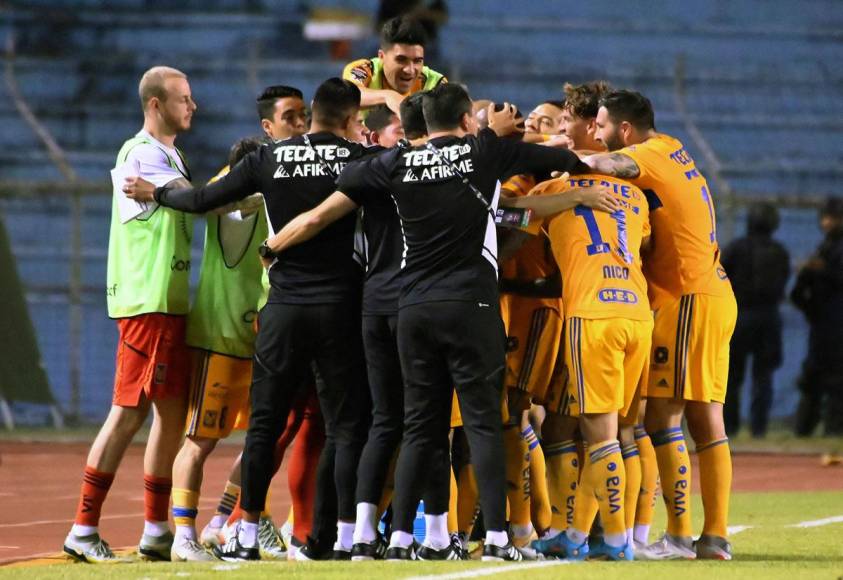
xmin=63 ymin=15 xmax=737 ymax=565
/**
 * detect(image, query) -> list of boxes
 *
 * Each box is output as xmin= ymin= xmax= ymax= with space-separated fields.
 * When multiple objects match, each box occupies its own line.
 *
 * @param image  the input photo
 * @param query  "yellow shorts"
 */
xmin=646 ymin=293 xmax=738 ymax=404
xmin=501 ymin=295 xmax=563 ymax=412
xmin=185 ymin=349 xmax=252 ymax=439
xmin=565 ymin=317 xmax=653 ymax=417
xmin=541 ymin=330 xmax=571 ymax=417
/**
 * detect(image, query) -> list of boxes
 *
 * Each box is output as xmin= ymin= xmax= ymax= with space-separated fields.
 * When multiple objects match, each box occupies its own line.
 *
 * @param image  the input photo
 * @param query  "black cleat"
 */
xmin=212 ymin=533 xmax=260 ymax=562
xmin=417 ymin=535 xmax=466 ymax=561
xmin=294 ymin=539 xmax=331 ymax=561
xmin=351 ymin=535 xmax=388 ymax=561
xmin=482 ymin=541 xmax=524 ymax=562
xmin=332 ymin=547 xmax=352 ymax=560
xmin=385 ymin=541 xmax=418 ymax=561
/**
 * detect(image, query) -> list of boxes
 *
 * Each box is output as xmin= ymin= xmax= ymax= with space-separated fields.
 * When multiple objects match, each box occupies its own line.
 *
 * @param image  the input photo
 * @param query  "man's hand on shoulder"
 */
xmin=583 ymin=152 xmax=640 ymax=179
xmin=384 ymin=90 xmax=406 ymax=115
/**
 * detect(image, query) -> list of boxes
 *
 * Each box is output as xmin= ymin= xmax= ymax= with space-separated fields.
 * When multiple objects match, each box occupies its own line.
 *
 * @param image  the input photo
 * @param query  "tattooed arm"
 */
xmin=582 ymin=152 xmax=641 ymax=179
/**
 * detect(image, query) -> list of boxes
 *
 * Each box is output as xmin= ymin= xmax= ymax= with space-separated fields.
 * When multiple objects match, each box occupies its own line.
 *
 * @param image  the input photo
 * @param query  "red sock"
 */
xmin=289 ymin=392 xmax=325 ymax=542
xmin=75 ymin=466 xmax=115 ymax=526
xmin=226 ymin=497 xmax=242 ymax=527
xmin=143 ymin=474 xmax=172 ymax=523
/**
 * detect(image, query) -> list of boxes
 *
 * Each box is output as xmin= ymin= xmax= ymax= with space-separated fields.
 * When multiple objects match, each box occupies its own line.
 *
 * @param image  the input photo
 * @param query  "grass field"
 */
xmin=3 ymin=490 xmax=842 ymax=579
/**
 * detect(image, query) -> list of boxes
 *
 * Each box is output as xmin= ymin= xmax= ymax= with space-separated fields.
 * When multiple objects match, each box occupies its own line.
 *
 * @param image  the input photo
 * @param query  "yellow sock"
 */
xmin=571 ymin=451 xmax=598 ymax=536
xmin=173 ymin=488 xmax=200 ymax=529
xmin=697 ymin=438 xmax=732 ymax=538
xmin=214 ymin=480 xmax=240 ymax=518
xmin=652 ymin=428 xmax=693 ymax=538
xmin=456 ymin=464 xmax=479 ymax=534
xmin=621 ymin=443 xmax=641 ymax=533
xmin=287 ymin=505 xmax=294 ymax=526
xmin=545 ymin=440 xmax=578 ymax=530
xmin=504 ymin=423 xmax=531 ymax=537
xmin=634 ymin=425 xmax=658 ymax=529
xmin=587 ymin=440 xmax=626 ymax=543
xmin=523 ymin=426 xmax=552 ymax=535
xmin=260 ymin=487 xmax=272 ymax=519
xmin=448 ymin=466 xmax=458 ymax=533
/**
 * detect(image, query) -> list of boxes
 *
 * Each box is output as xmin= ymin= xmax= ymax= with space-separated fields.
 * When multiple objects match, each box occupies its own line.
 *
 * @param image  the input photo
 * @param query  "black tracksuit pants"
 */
xmin=392 ymin=300 xmax=507 ymax=533
xmin=241 ymin=300 xmax=371 ymax=535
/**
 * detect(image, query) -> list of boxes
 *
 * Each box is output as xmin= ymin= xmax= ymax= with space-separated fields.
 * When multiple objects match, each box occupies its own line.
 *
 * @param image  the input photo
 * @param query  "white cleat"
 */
xmin=636 ymin=534 xmax=697 ymax=561
xmin=258 ymin=517 xmax=288 ymax=560
xmin=171 ymin=537 xmax=217 ymax=562
xmin=200 ymin=523 xmax=225 ymax=548
xmin=63 ymin=532 xmax=131 ymax=563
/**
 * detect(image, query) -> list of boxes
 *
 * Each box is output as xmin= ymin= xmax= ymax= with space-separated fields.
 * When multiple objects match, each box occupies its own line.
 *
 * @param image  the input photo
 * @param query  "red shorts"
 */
xmin=113 ymin=313 xmax=190 ymax=407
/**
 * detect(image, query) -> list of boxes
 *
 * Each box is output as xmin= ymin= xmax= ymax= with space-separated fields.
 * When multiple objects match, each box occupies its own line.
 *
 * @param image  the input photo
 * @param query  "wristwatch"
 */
xmin=258 ymin=240 xmax=277 ymax=260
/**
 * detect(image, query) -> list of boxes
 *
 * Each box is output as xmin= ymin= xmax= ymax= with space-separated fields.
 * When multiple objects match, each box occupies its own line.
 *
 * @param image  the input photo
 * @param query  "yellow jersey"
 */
xmin=619 ymin=133 xmax=732 ymax=307
xmin=531 ymin=174 xmax=651 ymax=321
xmin=342 ymin=57 xmax=446 ymax=97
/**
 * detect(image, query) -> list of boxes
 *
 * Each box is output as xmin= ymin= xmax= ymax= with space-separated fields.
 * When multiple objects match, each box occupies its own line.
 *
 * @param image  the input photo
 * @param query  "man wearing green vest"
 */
xmin=63 ymin=66 xmax=196 ymax=563
xmin=342 ymin=15 xmax=446 ymax=115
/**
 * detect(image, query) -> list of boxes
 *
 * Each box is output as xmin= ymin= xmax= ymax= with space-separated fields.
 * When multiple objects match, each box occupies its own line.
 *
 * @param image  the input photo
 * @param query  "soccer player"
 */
xmin=125 ymin=78 xmax=375 ymax=562
xmin=527 ymin=171 xmax=652 ymax=562
xmin=169 ymin=136 xmax=267 ymax=562
xmin=63 ymin=66 xmax=196 ymax=563
xmin=343 ymin=15 xmax=446 ymax=114
xmin=585 ymin=90 xmax=738 ymax=560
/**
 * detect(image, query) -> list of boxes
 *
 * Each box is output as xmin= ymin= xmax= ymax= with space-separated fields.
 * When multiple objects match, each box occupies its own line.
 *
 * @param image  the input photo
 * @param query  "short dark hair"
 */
xmin=365 ymin=105 xmax=397 ymax=133
xmin=747 ymin=201 xmax=780 ymax=236
xmin=422 ymin=83 xmax=471 ymax=133
xmin=563 ymin=81 xmax=612 ymax=120
xmin=256 ymin=85 xmax=303 ymax=121
xmin=311 ymin=77 xmax=361 ymax=129
xmin=598 ymin=90 xmax=655 ymax=131
xmin=543 ymin=99 xmax=566 ymax=111
xmin=400 ymin=91 xmax=427 ymax=139
xmin=228 ymin=135 xmax=265 ymax=167
xmin=380 ymin=16 xmax=427 ymax=49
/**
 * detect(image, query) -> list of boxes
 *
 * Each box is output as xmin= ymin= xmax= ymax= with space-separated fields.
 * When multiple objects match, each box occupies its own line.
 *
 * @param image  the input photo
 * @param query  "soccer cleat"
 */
xmin=212 ymin=530 xmax=260 ymax=562
xmin=695 ymin=534 xmax=733 ymax=561
xmin=294 ymin=539 xmax=330 ymax=561
xmin=636 ymin=534 xmax=696 ymax=561
xmin=287 ymin=536 xmax=303 ymax=560
xmin=351 ymin=535 xmax=388 ymax=561
xmin=279 ymin=518 xmax=294 ymax=547
xmin=417 ymin=535 xmax=466 ymax=561
xmin=482 ymin=541 xmax=524 ymax=562
xmin=385 ymin=541 xmax=418 ymax=561
xmin=257 ymin=517 xmax=287 ymax=560
xmin=200 ymin=522 xmax=225 ymax=547
xmin=63 ymin=532 xmax=130 ymax=563
xmin=171 ymin=537 xmax=217 ymax=562
xmin=531 ymin=530 xmax=588 ymax=560
xmin=332 ymin=545 xmax=352 ymax=560
xmin=587 ymin=539 xmax=635 ymax=561
xmin=138 ymin=530 xmax=174 ymax=561
xmin=453 ymin=532 xmax=470 ymax=560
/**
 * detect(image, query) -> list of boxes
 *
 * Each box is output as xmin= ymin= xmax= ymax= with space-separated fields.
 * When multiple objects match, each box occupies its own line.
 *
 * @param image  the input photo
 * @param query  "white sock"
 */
xmin=143 ymin=520 xmax=170 ymax=537
xmin=389 ymin=530 xmax=414 ymax=548
xmin=566 ymin=527 xmax=588 ymax=545
xmin=485 ymin=530 xmax=508 ymax=548
xmin=604 ymin=532 xmax=627 ymax=548
xmin=336 ymin=521 xmax=355 ymax=551
xmin=353 ymin=502 xmax=378 ymax=544
xmin=238 ymin=521 xmax=258 ymax=547
xmin=175 ymin=525 xmax=196 ymax=542
xmin=633 ymin=523 xmax=650 ymax=545
xmin=71 ymin=524 xmax=97 ymax=537
xmin=208 ymin=514 xmax=228 ymax=529
xmin=422 ymin=513 xmax=449 ymax=550
xmin=627 ymin=528 xmax=634 ymax=546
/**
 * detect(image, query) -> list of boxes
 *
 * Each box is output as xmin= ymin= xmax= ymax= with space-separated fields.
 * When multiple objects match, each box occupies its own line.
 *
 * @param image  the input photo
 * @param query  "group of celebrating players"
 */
xmin=62 ymin=15 xmax=737 ymax=566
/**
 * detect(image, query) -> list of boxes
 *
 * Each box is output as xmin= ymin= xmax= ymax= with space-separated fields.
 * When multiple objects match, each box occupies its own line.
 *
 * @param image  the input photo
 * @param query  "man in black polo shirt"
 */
xmin=124 ymin=78 xmax=373 ymax=561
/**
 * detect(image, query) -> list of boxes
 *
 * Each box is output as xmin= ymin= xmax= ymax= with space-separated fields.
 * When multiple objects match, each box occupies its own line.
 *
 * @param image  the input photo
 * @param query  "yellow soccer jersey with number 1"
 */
xmin=619 ymin=134 xmax=732 ymax=308
xmin=531 ymin=174 xmax=651 ymax=321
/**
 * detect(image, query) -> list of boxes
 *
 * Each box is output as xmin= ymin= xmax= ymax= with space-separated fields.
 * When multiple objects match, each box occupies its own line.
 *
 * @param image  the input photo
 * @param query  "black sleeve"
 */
xmin=337 ymin=153 xmax=391 ymax=207
xmin=478 ymin=128 xmax=589 ymax=181
xmin=154 ymin=149 xmax=261 ymax=213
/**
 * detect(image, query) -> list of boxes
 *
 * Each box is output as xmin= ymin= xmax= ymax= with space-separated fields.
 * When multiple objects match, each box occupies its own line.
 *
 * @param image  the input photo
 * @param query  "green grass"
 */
xmin=3 ymin=490 xmax=842 ymax=579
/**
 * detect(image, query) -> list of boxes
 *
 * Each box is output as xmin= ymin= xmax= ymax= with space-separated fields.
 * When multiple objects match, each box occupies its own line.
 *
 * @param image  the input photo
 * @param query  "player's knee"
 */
xmin=107 ymin=405 xmax=148 ymax=436
xmin=184 ymin=435 xmax=218 ymax=459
